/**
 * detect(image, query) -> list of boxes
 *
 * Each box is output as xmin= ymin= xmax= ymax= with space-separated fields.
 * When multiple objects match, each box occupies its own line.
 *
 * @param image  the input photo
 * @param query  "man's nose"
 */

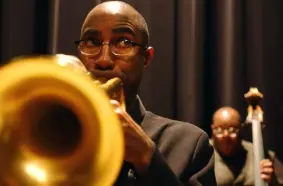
xmin=223 ymin=130 xmax=229 ymax=137
xmin=94 ymin=44 xmax=114 ymax=71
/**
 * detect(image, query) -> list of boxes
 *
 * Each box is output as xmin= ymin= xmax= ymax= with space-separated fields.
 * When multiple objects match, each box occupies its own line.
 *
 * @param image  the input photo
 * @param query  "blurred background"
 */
xmin=1 ymin=0 xmax=283 ymax=160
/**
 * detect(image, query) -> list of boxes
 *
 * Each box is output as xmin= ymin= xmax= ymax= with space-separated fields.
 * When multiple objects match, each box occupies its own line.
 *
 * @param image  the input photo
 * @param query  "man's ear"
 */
xmin=143 ymin=47 xmax=154 ymax=69
xmin=211 ymin=124 xmax=215 ymax=129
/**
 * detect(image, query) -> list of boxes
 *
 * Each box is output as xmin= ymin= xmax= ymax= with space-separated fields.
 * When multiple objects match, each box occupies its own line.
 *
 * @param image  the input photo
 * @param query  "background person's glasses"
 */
xmin=212 ymin=127 xmax=240 ymax=137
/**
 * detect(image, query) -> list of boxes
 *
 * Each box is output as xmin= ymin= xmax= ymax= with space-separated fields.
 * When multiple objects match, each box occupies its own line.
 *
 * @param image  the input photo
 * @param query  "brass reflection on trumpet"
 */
xmin=0 ymin=54 xmax=124 ymax=186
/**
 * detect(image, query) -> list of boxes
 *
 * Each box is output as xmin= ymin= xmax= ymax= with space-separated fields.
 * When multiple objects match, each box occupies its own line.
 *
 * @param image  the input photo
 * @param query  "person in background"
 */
xmin=210 ymin=106 xmax=282 ymax=186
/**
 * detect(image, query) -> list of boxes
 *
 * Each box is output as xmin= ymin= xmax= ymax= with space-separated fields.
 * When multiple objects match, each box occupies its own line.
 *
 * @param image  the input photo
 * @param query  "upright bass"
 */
xmin=245 ymin=87 xmax=267 ymax=186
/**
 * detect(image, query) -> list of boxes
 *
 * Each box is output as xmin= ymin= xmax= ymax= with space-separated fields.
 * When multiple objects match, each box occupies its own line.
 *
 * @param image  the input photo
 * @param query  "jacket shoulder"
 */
xmin=142 ymin=111 xmax=209 ymax=144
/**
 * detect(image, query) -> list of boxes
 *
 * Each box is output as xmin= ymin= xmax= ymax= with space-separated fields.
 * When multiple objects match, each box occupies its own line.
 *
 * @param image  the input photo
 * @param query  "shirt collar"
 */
xmin=126 ymin=95 xmax=146 ymax=125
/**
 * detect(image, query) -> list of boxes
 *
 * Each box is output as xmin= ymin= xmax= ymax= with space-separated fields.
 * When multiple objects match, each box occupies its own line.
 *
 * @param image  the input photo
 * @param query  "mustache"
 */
xmin=89 ymin=70 xmax=126 ymax=81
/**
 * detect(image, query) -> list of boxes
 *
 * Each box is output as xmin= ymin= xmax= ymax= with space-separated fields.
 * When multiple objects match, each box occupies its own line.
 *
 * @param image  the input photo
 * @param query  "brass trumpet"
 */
xmin=0 ymin=54 xmax=124 ymax=186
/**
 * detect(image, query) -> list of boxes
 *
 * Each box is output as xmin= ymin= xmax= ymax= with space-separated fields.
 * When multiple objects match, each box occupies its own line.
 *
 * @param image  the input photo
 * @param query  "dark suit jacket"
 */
xmin=115 ymin=97 xmax=217 ymax=186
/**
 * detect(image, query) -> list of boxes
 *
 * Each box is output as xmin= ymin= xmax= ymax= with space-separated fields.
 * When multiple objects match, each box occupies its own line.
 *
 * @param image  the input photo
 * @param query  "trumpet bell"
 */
xmin=0 ymin=57 xmax=124 ymax=185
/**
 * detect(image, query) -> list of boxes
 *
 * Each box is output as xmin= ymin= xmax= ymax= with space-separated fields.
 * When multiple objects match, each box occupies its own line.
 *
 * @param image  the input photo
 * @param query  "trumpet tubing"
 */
xmin=0 ymin=55 xmax=124 ymax=186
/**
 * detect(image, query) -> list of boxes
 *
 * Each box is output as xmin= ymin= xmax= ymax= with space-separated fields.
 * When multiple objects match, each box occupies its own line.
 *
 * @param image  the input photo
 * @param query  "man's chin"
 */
xmin=218 ymin=147 xmax=236 ymax=156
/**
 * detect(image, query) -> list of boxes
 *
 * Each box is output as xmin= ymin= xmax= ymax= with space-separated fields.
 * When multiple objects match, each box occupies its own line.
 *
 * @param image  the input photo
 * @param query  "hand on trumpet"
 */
xmin=260 ymin=159 xmax=274 ymax=183
xmin=110 ymin=100 xmax=155 ymax=175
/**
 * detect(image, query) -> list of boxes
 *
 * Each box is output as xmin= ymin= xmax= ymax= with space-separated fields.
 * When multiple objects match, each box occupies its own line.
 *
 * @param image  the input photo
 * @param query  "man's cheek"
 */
xmin=84 ymin=61 xmax=96 ymax=71
xmin=78 ymin=55 xmax=94 ymax=70
xmin=118 ymin=60 xmax=143 ymax=83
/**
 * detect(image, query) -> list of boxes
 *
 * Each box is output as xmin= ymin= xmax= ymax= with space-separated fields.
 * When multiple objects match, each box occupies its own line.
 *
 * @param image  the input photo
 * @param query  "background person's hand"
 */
xmin=260 ymin=159 xmax=274 ymax=183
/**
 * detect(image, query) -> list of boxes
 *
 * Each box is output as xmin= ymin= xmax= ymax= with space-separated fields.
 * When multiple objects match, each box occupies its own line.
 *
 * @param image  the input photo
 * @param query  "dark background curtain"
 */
xmin=1 ymin=0 xmax=283 ymax=160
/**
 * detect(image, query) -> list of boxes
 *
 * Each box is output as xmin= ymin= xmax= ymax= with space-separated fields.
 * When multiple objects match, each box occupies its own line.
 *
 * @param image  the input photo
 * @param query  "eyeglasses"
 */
xmin=212 ymin=127 xmax=240 ymax=137
xmin=74 ymin=38 xmax=148 ymax=57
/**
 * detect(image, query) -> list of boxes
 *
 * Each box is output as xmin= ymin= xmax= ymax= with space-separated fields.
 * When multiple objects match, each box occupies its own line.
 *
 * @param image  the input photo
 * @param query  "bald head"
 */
xmin=212 ymin=107 xmax=241 ymax=128
xmin=212 ymin=107 xmax=242 ymax=156
xmin=81 ymin=1 xmax=149 ymax=45
xmin=78 ymin=1 xmax=154 ymax=108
